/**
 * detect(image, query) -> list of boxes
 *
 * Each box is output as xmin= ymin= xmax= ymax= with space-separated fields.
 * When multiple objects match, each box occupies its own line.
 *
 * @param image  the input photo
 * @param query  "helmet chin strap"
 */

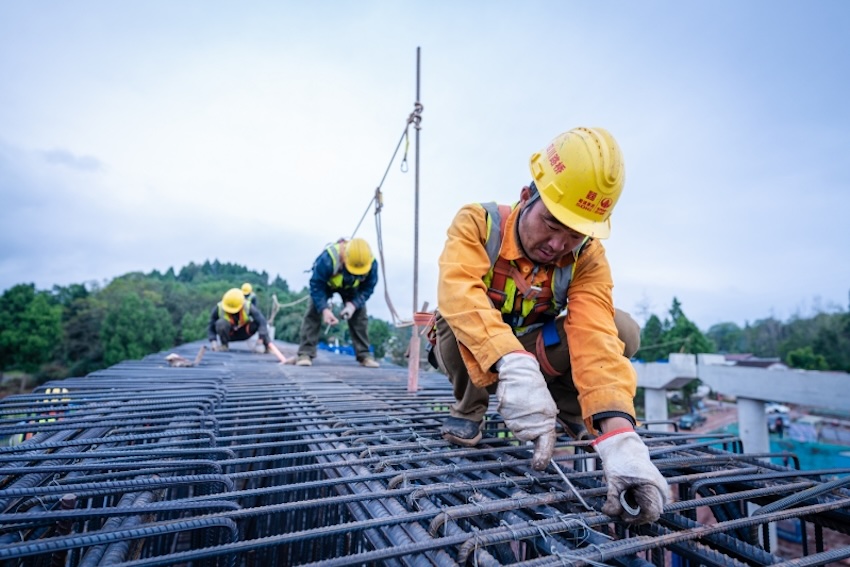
xmin=526 ymin=181 xmax=541 ymax=205
xmin=516 ymin=197 xmax=536 ymax=264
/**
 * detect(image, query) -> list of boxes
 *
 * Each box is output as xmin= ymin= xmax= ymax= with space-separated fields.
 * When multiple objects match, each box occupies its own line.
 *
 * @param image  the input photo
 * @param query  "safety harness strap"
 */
xmin=535 ymin=330 xmax=560 ymax=377
xmin=483 ymin=204 xmax=555 ymax=326
xmin=326 ymin=240 xmax=347 ymax=275
xmin=219 ymin=304 xmax=251 ymax=330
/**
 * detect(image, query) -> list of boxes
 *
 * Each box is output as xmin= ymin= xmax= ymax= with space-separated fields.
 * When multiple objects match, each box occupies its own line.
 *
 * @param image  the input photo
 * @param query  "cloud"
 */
xmin=1 ymin=2 xmax=849 ymax=333
xmin=42 ymin=148 xmax=102 ymax=171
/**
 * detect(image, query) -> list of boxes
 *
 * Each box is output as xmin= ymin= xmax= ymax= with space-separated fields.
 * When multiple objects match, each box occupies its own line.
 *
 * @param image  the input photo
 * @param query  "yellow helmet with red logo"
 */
xmin=344 ymin=238 xmax=374 ymax=276
xmin=221 ymin=288 xmax=245 ymax=314
xmin=529 ymin=127 xmax=625 ymax=239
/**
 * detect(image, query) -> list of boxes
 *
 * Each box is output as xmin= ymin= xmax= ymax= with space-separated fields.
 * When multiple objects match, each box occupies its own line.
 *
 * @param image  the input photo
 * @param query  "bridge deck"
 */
xmin=0 ymin=341 xmax=848 ymax=565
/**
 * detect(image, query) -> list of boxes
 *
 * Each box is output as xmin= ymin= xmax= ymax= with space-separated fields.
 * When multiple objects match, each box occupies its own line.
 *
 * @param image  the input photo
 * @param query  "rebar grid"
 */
xmin=0 ymin=343 xmax=848 ymax=566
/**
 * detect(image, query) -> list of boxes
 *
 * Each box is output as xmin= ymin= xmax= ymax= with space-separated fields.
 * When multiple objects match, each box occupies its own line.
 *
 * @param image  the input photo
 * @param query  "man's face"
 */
xmin=517 ymin=198 xmax=586 ymax=264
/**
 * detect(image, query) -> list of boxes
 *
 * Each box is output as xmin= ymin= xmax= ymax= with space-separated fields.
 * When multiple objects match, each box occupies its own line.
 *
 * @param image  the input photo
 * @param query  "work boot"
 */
xmin=218 ymin=343 xmax=229 ymax=352
xmin=359 ymin=356 xmax=380 ymax=368
xmin=295 ymin=355 xmax=312 ymax=367
xmin=441 ymin=416 xmax=484 ymax=447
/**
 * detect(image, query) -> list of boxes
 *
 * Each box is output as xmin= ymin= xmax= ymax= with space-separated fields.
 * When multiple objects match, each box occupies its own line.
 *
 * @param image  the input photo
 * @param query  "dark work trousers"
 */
xmin=297 ymin=298 xmax=372 ymax=361
xmin=215 ymin=319 xmax=267 ymax=347
xmin=433 ymin=309 xmax=640 ymax=426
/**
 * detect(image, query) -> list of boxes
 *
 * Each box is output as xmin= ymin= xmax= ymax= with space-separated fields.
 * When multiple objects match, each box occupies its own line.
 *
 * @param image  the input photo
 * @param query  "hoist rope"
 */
xmin=276 ymin=294 xmax=310 ymax=309
xmin=351 ymin=102 xmax=424 ymax=328
xmin=375 ymin=201 xmax=412 ymax=328
xmin=350 ymin=127 xmax=408 ymax=238
xmin=266 ymin=293 xmax=310 ymax=325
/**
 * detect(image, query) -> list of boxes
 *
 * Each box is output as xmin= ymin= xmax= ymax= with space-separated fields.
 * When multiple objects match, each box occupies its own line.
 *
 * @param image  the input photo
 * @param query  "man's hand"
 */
xmin=209 ymin=340 xmax=219 ymax=352
xmin=322 ymin=308 xmax=339 ymax=326
xmin=593 ymin=429 xmax=669 ymax=524
xmin=495 ymin=351 xmax=557 ymax=470
xmin=340 ymin=302 xmax=356 ymax=320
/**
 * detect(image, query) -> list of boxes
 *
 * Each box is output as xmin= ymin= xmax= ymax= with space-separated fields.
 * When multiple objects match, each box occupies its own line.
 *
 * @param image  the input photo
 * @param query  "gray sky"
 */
xmin=1 ymin=1 xmax=848 ymax=330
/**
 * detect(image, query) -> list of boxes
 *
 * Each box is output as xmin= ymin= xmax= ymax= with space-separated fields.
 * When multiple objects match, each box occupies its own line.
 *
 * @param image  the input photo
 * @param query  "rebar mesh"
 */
xmin=0 ymin=342 xmax=848 ymax=566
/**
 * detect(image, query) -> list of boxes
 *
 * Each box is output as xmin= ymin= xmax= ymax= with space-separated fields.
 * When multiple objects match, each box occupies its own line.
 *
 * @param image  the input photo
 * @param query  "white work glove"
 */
xmin=495 ymin=351 xmax=558 ymax=471
xmin=322 ymin=308 xmax=339 ymax=326
xmin=209 ymin=340 xmax=219 ymax=352
xmin=340 ymin=302 xmax=356 ymax=320
xmin=593 ymin=429 xmax=669 ymax=524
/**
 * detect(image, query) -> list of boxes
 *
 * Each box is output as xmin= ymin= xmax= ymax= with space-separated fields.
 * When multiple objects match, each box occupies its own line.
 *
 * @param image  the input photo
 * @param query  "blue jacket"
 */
xmin=309 ymin=245 xmax=378 ymax=310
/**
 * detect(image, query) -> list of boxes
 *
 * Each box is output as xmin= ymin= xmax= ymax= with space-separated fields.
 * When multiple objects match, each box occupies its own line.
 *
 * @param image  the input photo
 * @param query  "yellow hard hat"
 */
xmin=222 ymin=288 xmax=245 ymax=313
xmin=45 ymin=387 xmax=70 ymax=403
xmin=344 ymin=238 xmax=373 ymax=276
xmin=241 ymin=283 xmax=253 ymax=295
xmin=529 ymin=127 xmax=625 ymax=239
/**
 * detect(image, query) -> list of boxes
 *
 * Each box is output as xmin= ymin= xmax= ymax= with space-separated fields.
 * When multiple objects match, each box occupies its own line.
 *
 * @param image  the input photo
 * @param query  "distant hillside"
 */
xmin=0 ymin=260 xmax=406 ymax=386
xmin=1 ymin=263 xmax=847 ymax=388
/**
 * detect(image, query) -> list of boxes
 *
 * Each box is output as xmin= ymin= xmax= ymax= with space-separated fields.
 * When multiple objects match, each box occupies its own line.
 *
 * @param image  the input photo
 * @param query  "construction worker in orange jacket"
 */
xmin=433 ymin=127 xmax=668 ymax=525
xmin=209 ymin=288 xmax=271 ymax=352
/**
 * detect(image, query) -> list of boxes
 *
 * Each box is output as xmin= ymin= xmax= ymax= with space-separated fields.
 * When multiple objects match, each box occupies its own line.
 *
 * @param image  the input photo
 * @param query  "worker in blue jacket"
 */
xmin=296 ymin=238 xmax=380 ymax=368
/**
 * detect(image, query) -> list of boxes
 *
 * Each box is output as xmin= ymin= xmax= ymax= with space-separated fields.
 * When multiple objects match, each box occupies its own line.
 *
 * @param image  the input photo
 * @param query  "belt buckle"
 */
xmin=524 ymin=285 xmax=542 ymax=300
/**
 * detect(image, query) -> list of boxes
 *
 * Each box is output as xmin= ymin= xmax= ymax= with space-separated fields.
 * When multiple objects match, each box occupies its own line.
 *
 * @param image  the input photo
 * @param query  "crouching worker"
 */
xmin=209 ymin=288 xmax=271 ymax=353
xmin=433 ymin=127 xmax=668 ymax=525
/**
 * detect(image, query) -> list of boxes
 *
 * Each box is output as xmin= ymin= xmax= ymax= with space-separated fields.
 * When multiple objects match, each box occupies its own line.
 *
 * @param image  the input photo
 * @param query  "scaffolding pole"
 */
xmin=408 ymin=47 xmax=422 ymax=393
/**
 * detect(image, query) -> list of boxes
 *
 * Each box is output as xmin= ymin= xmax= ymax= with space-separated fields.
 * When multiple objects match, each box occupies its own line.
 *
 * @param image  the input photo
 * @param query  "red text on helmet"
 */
xmin=546 ymin=144 xmax=566 ymax=174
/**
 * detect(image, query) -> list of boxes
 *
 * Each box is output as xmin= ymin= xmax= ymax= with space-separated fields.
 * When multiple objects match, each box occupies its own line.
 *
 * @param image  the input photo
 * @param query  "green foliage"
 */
xmin=1 ymin=265 xmax=315 ymax=379
xmin=101 ymin=292 xmax=176 ymax=366
xmin=706 ymin=322 xmax=745 ymax=353
xmin=52 ymin=283 xmax=89 ymax=308
xmin=60 ymin=290 xmax=106 ymax=377
xmin=732 ymin=311 xmax=849 ymax=371
xmin=386 ymin=325 xmax=413 ymax=367
xmin=175 ymin=260 xmax=270 ymax=285
xmin=368 ymin=318 xmax=392 ymax=359
xmin=636 ymin=314 xmax=665 ymax=362
xmin=812 ymin=312 xmax=850 ymax=372
xmin=274 ymin=305 xmax=307 ymax=344
xmin=635 ymin=298 xmax=715 ymax=361
xmin=270 ymin=275 xmax=290 ymax=294
xmin=4 ymin=266 xmax=849 ymax=383
xmin=638 ymin=295 xmax=850 ymax=373
xmin=0 ymin=284 xmax=63 ymax=372
xmin=666 ymin=298 xmax=715 ymax=355
xmin=743 ymin=317 xmax=784 ymax=357
xmin=180 ymin=311 xmax=209 ymax=342
xmin=786 ymin=346 xmax=829 ymax=370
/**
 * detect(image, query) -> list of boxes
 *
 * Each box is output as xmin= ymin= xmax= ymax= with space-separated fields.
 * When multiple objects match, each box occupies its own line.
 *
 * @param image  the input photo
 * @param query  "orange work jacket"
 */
xmin=437 ymin=202 xmax=637 ymax=432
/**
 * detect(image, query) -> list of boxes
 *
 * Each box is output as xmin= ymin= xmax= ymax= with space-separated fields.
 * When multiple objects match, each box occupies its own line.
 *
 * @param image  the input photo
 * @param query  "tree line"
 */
xmin=1 ymin=262 xmax=848 ymax=391
xmin=0 ymin=261 xmax=409 ymax=388
xmin=636 ymin=297 xmax=850 ymax=372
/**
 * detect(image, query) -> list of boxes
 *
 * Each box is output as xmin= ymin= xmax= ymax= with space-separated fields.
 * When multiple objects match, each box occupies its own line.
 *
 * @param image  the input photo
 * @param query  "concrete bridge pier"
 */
xmin=633 ymin=353 xmax=699 ymax=432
